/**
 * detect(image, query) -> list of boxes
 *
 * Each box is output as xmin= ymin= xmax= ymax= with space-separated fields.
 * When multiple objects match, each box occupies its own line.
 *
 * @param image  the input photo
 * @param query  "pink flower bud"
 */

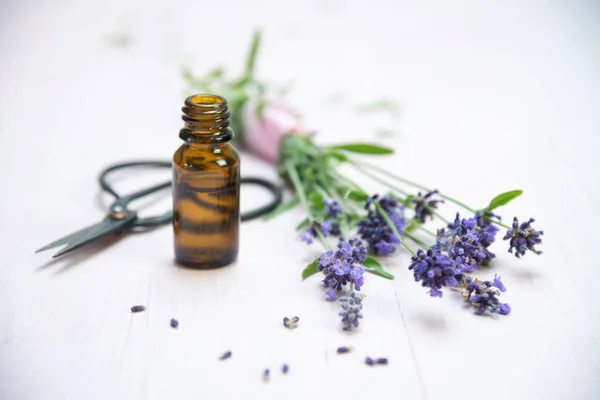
xmin=242 ymin=99 xmax=304 ymax=164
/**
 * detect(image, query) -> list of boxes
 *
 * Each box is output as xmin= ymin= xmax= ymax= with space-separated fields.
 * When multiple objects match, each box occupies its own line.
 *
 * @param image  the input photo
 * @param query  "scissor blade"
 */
xmin=50 ymin=216 xmax=135 ymax=258
xmin=35 ymin=222 xmax=106 ymax=253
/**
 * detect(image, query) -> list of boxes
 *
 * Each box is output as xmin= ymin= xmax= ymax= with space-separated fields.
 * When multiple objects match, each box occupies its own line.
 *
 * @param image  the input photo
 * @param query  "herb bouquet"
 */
xmin=184 ymin=30 xmax=544 ymax=330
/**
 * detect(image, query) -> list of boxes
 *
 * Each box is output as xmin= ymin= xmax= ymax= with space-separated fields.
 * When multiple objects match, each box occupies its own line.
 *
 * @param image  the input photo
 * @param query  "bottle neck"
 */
xmin=179 ymin=94 xmax=234 ymax=144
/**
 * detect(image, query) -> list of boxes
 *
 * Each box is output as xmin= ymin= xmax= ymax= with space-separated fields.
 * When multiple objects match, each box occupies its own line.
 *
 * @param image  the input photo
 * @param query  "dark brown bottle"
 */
xmin=172 ymin=94 xmax=240 ymax=268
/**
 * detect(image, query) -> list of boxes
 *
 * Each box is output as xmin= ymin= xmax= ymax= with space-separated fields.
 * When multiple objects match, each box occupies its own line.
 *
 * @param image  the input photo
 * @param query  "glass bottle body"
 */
xmin=172 ymin=95 xmax=240 ymax=268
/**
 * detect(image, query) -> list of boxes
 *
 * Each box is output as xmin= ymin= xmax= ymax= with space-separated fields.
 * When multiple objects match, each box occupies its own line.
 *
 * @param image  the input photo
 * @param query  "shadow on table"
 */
xmin=412 ymin=311 xmax=450 ymax=332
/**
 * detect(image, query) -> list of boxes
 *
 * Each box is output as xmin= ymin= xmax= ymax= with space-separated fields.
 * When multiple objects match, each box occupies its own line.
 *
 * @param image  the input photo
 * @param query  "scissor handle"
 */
xmin=99 ymin=161 xmax=172 ymax=199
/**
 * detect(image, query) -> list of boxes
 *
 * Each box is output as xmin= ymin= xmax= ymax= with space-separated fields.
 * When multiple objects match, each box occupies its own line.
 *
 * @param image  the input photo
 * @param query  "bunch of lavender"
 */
xmin=267 ymin=134 xmax=543 ymax=327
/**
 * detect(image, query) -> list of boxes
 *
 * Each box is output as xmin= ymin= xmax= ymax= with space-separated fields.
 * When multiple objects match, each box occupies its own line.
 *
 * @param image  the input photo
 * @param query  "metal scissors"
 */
xmin=36 ymin=161 xmax=282 ymax=258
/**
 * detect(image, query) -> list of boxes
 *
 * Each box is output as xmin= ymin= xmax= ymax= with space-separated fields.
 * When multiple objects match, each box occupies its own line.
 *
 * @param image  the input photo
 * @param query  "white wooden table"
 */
xmin=1 ymin=1 xmax=599 ymax=399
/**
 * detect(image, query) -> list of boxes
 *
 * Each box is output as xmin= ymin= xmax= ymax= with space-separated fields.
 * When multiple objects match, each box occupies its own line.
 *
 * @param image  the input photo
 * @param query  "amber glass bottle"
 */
xmin=172 ymin=94 xmax=240 ymax=268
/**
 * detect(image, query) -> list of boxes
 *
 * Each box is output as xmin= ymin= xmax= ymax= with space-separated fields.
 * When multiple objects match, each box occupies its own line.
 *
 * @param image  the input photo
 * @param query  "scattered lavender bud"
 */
xmin=365 ymin=357 xmax=376 ymax=366
xmin=130 ymin=305 xmax=146 ymax=313
xmin=336 ymin=346 xmax=353 ymax=354
xmin=219 ymin=351 xmax=232 ymax=360
xmin=263 ymin=369 xmax=270 ymax=382
xmin=283 ymin=316 xmax=299 ymax=329
xmin=170 ymin=318 xmax=179 ymax=328
xmin=282 ymin=364 xmax=289 ymax=374
xmin=376 ymin=358 xmax=388 ymax=365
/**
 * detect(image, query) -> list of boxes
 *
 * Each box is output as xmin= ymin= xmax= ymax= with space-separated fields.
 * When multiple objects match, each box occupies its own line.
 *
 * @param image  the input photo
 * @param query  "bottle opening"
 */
xmin=188 ymin=94 xmax=226 ymax=107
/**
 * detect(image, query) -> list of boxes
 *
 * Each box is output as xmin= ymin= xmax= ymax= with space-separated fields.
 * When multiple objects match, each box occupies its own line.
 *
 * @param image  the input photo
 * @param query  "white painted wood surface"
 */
xmin=1 ymin=1 xmax=599 ymax=399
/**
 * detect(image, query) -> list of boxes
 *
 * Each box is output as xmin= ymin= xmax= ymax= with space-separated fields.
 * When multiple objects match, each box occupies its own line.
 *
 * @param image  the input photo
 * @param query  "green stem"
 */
xmin=360 ymin=161 xmax=473 ymax=210
xmin=375 ymin=203 xmax=416 ymax=255
xmin=286 ymin=161 xmax=334 ymax=251
xmin=351 ymin=164 xmax=409 ymax=196
xmin=286 ymin=161 xmax=314 ymax=222
xmin=417 ymin=225 xmax=437 ymax=237
xmin=314 ymin=225 xmax=331 ymax=251
xmin=243 ymin=29 xmax=261 ymax=80
xmin=430 ymin=209 xmax=449 ymax=224
xmin=359 ymin=161 xmax=511 ymax=230
xmin=314 ymin=183 xmax=330 ymax=198
xmin=403 ymin=232 xmax=429 ymax=248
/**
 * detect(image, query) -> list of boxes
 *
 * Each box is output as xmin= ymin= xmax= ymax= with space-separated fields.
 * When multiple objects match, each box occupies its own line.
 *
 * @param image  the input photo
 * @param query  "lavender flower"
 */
xmin=365 ymin=357 xmax=375 ymax=366
xmin=503 ymin=217 xmax=543 ymax=258
xmin=325 ymin=288 xmax=337 ymax=301
xmin=282 ymin=364 xmax=289 ymax=374
xmin=339 ymin=292 xmax=364 ymax=330
xmin=336 ymin=346 xmax=353 ymax=354
xmin=408 ymin=248 xmax=458 ymax=297
xmin=412 ymin=190 xmax=444 ymax=223
xmin=263 ymin=369 xmax=270 ymax=382
xmin=283 ymin=316 xmax=299 ymax=329
xmin=319 ymin=238 xmax=367 ymax=295
xmin=300 ymin=221 xmax=333 ymax=245
xmin=324 ymin=199 xmax=342 ymax=219
xmin=130 ymin=305 xmax=146 ymax=313
xmin=170 ymin=318 xmax=179 ymax=328
xmin=436 ymin=213 xmax=498 ymax=271
xmin=376 ymin=358 xmax=388 ymax=365
xmin=460 ymin=278 xmax=511 ymax=315
xmin=358 ymin=195 xmax=406 ymax=255
xmin=219 ymin=351 xmax=232 ymax=360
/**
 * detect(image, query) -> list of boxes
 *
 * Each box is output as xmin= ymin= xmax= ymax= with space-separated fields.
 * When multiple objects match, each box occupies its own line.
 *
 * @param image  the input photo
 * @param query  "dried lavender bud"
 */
xmin=263 ymin=369 xmax=270 ymax=382
xmin=336 ymin=346 xmax=353 ymax=354
xmin=365 ymin=357 xmax=375 ymax=366
xmin=376 ymin=358 xmax=388 ymax=365
xmin=283 ymin=316 xmax=299 ymax=329
xmin=130 ymin=305 xmax=146 ymax=313
xmin=219 ymin=351 xmax=232 ymax=360
xmin=282 ymin=364 xmax=289 ymax=374
xmin=170 ymin=318 xmax=179 ymax=328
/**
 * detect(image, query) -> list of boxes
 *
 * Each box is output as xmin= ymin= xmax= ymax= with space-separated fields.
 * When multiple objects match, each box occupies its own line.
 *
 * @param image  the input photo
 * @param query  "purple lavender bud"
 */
xmin=325 ymin=288 xmax=337 ymax=301
xmin=503 ymin=217 xmax=543 ymax=258
xmin=283 ymin=316 xmax=299 ymax=329
xmin=492 ymin=274 xmax=506 ymax=292
xmin=263 ymin=369 xmax=270 ymax=382
xmin=365 ymin=357 xmax=375 ymax=366
xmin=282 ymin=364 xmax=289 ymax=374
xmin=324 ymin=199 xmax=343 ymax=218
xmin=412 ymin=190 xmax=444 ymax=223
xmin=170 ymin=318 xmax=179 ymax=328
xmin=499 ymin=303 xmax=511 ymax=315
xmin=130 ymin=305 xmax=146 ymax=313
xmin=219 ymin=351 xmax=232 ymax=360
xmin=336 ymin=346 xmax=353 ymax=354
xmin=376 ymin=358 xmax=388 ymax=365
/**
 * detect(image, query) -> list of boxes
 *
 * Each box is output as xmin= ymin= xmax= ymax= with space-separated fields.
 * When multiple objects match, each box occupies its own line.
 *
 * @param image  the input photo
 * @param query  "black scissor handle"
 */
xmin=98 ymin=160 xmax=283 ymax=227
xmin=99 ymin=161 xmax=172 ymax=200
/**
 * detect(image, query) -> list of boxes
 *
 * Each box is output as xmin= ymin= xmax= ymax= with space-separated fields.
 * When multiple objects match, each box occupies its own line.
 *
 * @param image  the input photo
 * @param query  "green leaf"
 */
xmin=262 ymin=196 xmax=299 ymax=220
xmin=309 ymin=192 xmax=324 ymax=211
xmin=486 ymin=190 xmax=523 ymax=211
xmin=295 ymin=218 xmax=310 ymax=231
xmin=302 ymin=258 xmax=320 ymax=280
xmin=363 ymin=256 xmax=394 ymax=280
xmin=345 ymin=189 xmax=369 ymax=203
xmin=327 ymin=151 xmax=348 ymax=162
xmin=328 ymin=143 xmax=393 ymax=155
